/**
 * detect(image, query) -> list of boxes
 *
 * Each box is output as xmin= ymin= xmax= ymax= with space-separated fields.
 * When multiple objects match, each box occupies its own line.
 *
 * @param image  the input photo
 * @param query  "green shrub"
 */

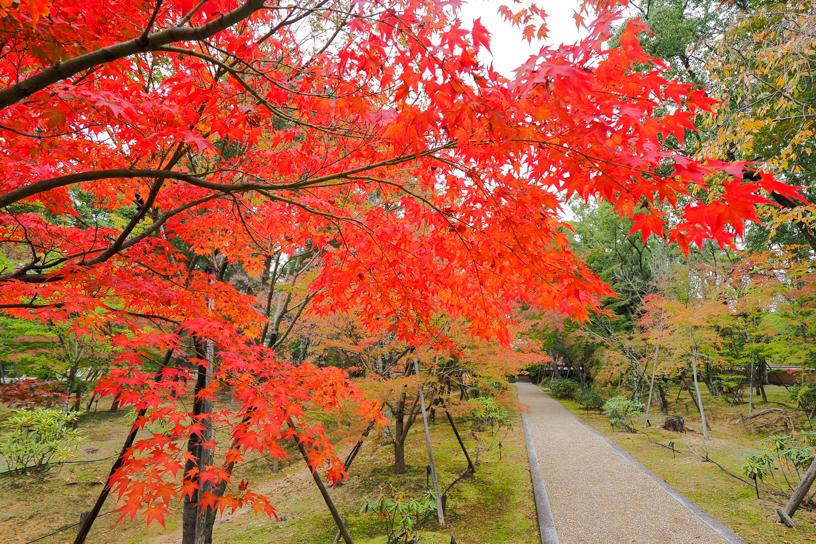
xmin=742 ymin=432 xmax=816 ymax=501
xmin=602 ymin=396 xmax=644 ymax=432
xmin=549 ymin=378 xmax=579 ymax=399
xmin=0 ymin=408 xmax=85 ymax=475
xmin=576 ymin=387 xmax=604 ymax=412
xmin=788 ymin=384 xmax=816 ymax=411
xmin=469 ymin=396 xmax=512 ymax=434
xmin=360 ymin=485 xmax=437 ymax=544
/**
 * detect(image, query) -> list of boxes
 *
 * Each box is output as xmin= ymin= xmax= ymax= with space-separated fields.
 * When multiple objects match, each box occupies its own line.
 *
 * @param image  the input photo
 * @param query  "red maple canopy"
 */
xmin=0 ymin=0 xmax=801 ymax=525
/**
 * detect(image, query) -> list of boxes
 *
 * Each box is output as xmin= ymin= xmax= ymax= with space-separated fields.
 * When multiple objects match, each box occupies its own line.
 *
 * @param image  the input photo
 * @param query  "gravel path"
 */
xmin=517 ymin=383 xmax=742 ymax=544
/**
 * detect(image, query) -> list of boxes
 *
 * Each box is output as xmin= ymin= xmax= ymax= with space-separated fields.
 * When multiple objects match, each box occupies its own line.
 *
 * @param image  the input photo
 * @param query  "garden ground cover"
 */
xmin=0 ymin=398 xmax=537 ymax=544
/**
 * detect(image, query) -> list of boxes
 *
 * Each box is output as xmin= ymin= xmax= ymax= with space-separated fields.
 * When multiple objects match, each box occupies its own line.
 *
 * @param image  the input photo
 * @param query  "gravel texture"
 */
xmin=517 ymin=383 xmax=733 ymax=544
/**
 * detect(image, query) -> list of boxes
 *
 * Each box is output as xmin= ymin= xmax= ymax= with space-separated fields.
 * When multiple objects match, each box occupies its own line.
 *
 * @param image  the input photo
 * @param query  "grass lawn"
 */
xmin=548 ymin=381 xmax=816 ymax=544
xmin=0 ymin=396 xmax=538 ymax=544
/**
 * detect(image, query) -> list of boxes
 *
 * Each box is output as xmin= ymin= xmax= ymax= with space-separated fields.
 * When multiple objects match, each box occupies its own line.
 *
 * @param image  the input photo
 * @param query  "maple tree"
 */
xmin=0 ymin=0 xmax=804 ymax=541
xmin=306 ymin=310 xmax=537 ymax=474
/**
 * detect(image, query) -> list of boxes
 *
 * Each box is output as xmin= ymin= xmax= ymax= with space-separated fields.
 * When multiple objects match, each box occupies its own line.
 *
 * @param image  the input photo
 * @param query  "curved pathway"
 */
xmin=517 ymin=383 xmax=747 ymax=544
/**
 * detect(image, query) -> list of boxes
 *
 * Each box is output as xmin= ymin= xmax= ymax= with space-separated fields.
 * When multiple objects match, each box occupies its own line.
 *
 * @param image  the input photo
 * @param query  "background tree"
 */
xmin=698 ymin=0 xmax=816 ymax=254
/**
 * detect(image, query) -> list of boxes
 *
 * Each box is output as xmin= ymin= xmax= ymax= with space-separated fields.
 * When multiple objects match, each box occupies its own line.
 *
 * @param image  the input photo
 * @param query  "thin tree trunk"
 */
xmin=73 ymin=384 xmax=83 ymax=412
xmin=289 ymin=418 xmax=355 ymax=544
xmin=749 ymin=361 xmax=754 ymax=416
xmin=415 ymin=360 xmax=444 ymax=527
xmin=656 ymin=383 xmax=669 ymax=415
xmin=643 ymin=324 xmax=663 ymax=428
xmin=759 ymin=361 xmax=768 ymax=403
xmin=679 ymin=373 xmax=700 ymax=408
xmin=692 ymin=352 xmax=708 ymax=439
xmin=703 ymin=361 xmax=714 ymax=394
xmin=778 ymin=457 xmax=816 ymax=527
xmin=64 ymin=361 xmax=80 ymax=411
xmin=445 ymin=411 xmax=475 ymax=473
xmin=342 ymin=420 xmax=376 ymax=474
xmin=392 ymin=391 xmax=407 ymax=475
xmin=643 ymin=365 xmax=657 ymax=428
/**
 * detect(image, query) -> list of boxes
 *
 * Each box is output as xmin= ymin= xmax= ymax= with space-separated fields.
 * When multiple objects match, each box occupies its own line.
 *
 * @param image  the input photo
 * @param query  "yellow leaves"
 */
xmin=739 ymin=119 xmax=765 ymax=132
xmin=697 ymin=3 xmax=816 ymax=187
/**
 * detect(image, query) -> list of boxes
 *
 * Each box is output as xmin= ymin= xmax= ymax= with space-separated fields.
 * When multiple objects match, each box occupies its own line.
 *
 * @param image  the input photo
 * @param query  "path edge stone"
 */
xmin=563 ymin=394 xmax=749 ymax=544
xmin=517 ymin=384 xmax=559 ymax=544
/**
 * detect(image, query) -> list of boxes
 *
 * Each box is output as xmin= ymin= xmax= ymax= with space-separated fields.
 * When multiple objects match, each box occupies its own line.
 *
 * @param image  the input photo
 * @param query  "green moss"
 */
xmin=213 ymin=407 xmax=538 ymax=544
xmin=0 ymin=397 xmax=538 ymax=544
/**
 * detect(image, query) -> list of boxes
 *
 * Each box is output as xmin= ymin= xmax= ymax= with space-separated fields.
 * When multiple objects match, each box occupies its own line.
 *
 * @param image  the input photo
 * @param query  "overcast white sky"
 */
xmin=458 ymin=0 xmax=586 ymax=77
xmin=453 ymin=1 xmax=587 ymax=221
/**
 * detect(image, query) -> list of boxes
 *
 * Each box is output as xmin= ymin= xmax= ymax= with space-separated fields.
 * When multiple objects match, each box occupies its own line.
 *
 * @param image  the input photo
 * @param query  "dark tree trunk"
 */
xmin=657 ymin=383 xmax=669 ymax=416
xmin=703 ymin=362 xmax=714 ymax=394
xmin=73 ymin=385 xmax=83 ymax=412
xmin=64 ymin=360 xmax=79 ymax=410
xmin=393 ymin=440 xmax=406 ymax=475
xmin=392 ymin=391 xmax=408 ymax=474
xmin=182 ymin=340 xmax=213 ymax=544
xmin=679 ymin=373 xmax=700 ymax=408
xmin=390 ymin=387 xmax=421 ymax=475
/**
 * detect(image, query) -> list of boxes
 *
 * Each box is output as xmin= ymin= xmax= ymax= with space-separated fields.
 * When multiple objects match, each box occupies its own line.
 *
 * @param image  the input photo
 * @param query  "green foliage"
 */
xmin=602 ymin=396 xmax=644 ymax=432
xmin=0 ymin=408 xmax=85 ymax=475
xmin=611 ymin=0 xmax=734 ymax=84
xmin=360 ymin=485 xmax=437 ymax=544
xmin=741 ymin=432 xmax=816 ymax=500
xmin=710 ymin=374 xmax=747 ymax=399
xmin=576 ymin=387 xmax=605 ymax=412
xmin=469 ymin=396 xmax=512 ymax=434
xmin=0 ymin=316 xmax=114 ymax=397
xmin=787 ymin=384 xmax=816 ymax=412
xmin=0 ymin=316 xmax=55 ymax=380
xmin=549 ymin=378 xmax=579 ymax=399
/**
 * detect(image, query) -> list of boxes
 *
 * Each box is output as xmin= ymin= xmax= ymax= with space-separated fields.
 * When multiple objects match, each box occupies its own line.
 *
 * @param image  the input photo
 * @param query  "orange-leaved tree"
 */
xmin=0 ymin=0 xmax=805 ymax=541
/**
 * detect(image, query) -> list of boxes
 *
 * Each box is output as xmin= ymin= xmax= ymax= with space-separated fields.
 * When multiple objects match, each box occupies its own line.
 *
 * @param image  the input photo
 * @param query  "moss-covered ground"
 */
xmin=1 ymin=397 xmax=538 ymax=544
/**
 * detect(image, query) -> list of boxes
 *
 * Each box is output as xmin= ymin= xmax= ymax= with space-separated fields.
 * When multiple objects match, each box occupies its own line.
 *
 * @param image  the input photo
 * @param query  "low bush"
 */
xmin=602 ymin=396 xmax=644 ymax=432
xmin=360 ymin=485 xmax=437 ymax=544
xmin=742 ymin=432 xmax=816 ymax=503
xmin=549 ymin=378 xmax=579 ymax=399
xmin=788 ymin=384 xmax=816 ymax=413
xmin=576 ymin=387 xmax=604 ymax=412
xmin=0 ymin=408 xmax=85 ymax=475
xmin=469 ymin=396 xmax=512 ymax=434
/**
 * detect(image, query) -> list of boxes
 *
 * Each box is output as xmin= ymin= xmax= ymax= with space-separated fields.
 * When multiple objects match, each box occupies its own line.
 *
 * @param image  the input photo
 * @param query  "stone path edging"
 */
xmin=567 ymin=412 xmax=748 ymax=544
xmin=517 ymin=385 xmax=560 ymax=544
